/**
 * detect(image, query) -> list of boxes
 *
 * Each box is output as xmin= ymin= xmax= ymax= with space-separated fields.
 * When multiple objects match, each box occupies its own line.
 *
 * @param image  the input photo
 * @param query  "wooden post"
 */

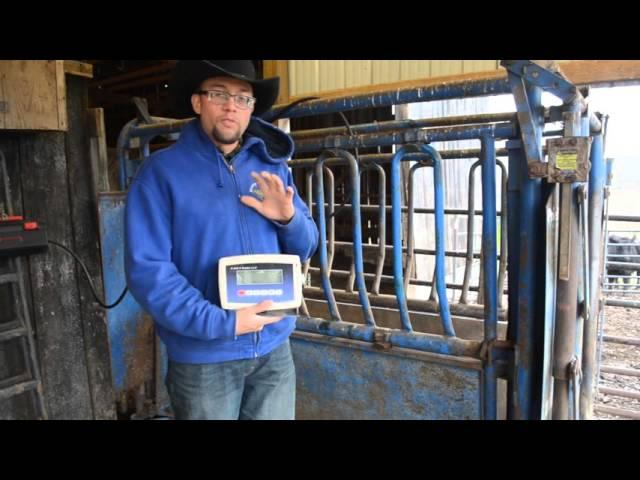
xmin=64 ymin=75 xmax=117 ymax=419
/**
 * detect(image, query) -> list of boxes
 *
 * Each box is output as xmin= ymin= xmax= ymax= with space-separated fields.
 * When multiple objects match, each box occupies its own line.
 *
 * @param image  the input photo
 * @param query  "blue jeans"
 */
xmin=165 ymin=340 xmax=296 ymax=420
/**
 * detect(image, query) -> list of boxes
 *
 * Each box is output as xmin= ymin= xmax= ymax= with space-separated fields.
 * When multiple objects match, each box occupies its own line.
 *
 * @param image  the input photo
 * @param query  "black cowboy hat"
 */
xmin=168 ymin=60 xmax=280 ymax=118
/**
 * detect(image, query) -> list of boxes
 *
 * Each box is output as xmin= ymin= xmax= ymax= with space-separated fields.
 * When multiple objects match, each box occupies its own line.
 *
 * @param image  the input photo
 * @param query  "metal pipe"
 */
xmin=294 ymin=123 xmax=516 ymax=154
xmin=291 ymin=112 xmax=519 ymax=140
xmin=116 ymin=118 xmax=138 ymax=190
xmin=275 ymin=77 xmax=513 ymax=119
xmin=602 ymin=334 xmax=640 ymax=346
xmin=328 ymin=240 xmax=504 ymax=260
xmin=309 ymin=203 xmax=506 ymax=218
xmin=367 ymin=163 xmax=386 ymax=295
xmin=497 ymin=162 xmax=508 ymax=310
xmin=302 ymin=286 xmax=507 ymax=320
xmin=604 ymin=299 xmax=640 ymax=308
xmin=581 ymin=132 xmax=605 ymax=419
xmin=593 ymin=405 xmax=640 ymax=420
xmin=334 ymin=150 xmax=375 ymax=326
xmin=429 ymin=145 xmax=455 ymax=336
xmin=294 ymin=317 xmax=482 ymax=357
xmin=313 ymin=151 xmax=342 ymax=321
xmin=509 ymin=83 xmax=544 ymax=420
xmin=404 ymin=162 xmax=431 ymax=292
xmin=599 ymin=365 xmax=640 ymax=377
xmin=481 ymin=135 xmax=498 ymax=420
xmin=552 ymin=102 xmax=583 ymax=420
xmin=306 ymin=266 xmax=508 ymax=294
xmin=598 ymin=386 xmax=640 ymax=401
xmin=461 ymin=160 xmax=482 ymax=304
xmin=288 ymin=148 xmax=513 ymax=168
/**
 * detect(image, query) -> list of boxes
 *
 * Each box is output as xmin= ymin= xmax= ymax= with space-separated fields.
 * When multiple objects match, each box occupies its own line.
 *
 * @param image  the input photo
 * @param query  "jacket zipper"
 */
xmin=223 ymin=156 xmax=259 ymax=358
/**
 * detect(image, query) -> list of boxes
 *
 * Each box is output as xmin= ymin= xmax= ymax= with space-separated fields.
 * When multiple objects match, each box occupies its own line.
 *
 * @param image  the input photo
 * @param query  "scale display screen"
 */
xmin=218 ymin=254 xmax=302 ymax=311
xmin=236 ymin=269 xmax=283 ymax=286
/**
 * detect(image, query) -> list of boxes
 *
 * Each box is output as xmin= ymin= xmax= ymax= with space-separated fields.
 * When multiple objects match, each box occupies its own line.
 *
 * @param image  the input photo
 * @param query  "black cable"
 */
xmin=48 ymin=240 xmax=128 ymax=309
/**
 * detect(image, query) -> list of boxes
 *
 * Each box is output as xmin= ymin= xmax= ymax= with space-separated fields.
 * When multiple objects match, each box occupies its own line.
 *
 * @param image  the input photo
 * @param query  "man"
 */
xmin=124 ymin=60 xmax=318 ymax=420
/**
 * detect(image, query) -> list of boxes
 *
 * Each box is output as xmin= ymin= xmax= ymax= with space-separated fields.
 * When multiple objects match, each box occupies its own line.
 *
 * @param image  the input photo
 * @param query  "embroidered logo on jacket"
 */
xmin=249 ymin=182 xmax=264 ymax=200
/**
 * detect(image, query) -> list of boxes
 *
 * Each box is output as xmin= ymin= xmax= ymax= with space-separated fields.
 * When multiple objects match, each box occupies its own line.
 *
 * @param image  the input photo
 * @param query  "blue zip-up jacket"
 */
xmin=124 ymin=117 xmax=318 ymax=364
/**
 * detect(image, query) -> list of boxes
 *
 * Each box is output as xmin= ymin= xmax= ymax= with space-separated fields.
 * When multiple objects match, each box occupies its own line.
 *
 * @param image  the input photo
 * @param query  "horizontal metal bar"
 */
xmin=602 ymin=334 xmax=640 ymax=346
xmin=594 ymin=405 xmax=640 ymax=420
xmin=275 ymin=77 xmax=513 ymax=119
xmin=604 ymin=299 xmax=640 ymax=308
xmin=328 ymin=240 xmax=501 ymax=260
xmin=599 ymin=386 xmax=640 ymax=401
xmin=608 ymin=215 xmax=640 ymax=222
xmin=307 ymin=266 xmax=508 ymax=294
xmin=606 ymin=261 xmax=640 ymax=269
xmin=600 ymin=365 xmax=640 ymax=378
xmin=0 ymin=327 xmax=26 ymax=342
xmin=311 ymin=202 xmax=504 ymax=218
xmin=294 ymin=316 xmax=482 ymax=357
xmin=302 ymin=286 xmax=507 ymax=320
xmin=0 ymin=380 xmax=38 ymax=401
xmin=289 ymin=148 xmax=515 ymax=168
xmin=0 ymin=273 xmax=18 ymax=285
xmin=294 ymin=123 xmax=517 ymax=154
xmin=291 ymin=112 xmax=519 ymax=140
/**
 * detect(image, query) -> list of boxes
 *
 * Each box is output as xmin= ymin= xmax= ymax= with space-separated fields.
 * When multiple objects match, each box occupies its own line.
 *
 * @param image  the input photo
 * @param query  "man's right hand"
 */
xmin=235 ymin=300 xmax=284 ymax=336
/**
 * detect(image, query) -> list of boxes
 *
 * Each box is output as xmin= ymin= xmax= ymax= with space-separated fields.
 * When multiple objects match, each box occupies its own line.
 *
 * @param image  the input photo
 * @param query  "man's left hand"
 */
xmin=240 ymin=171 xmax=295 ymax=223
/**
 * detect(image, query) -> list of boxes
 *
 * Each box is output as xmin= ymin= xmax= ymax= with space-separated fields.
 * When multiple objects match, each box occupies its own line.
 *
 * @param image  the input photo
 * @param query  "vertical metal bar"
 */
xmin=314 ymin=151 xmax=342 ymax=321
xmin=581 ymin=132 xmax=605 ymax=418
xmin=552 ymin=105 xmax=582 ymax=420
xmin=481 ymin=135 xmax=498 ymax=420
xmin=116 ymin=119 xmax=138 ymax=190
xmin=460 ymin=160 xmax=481 ymax=304
xmin=391 ymin=146 xmax=416 ymax=331
xmin=424 ymin=144 xmax=455 ymax=337
xmin=325 ymin=167 xmax=336 ymax=272
xmin=369 ymin=163 xmax=386 ymax=295
xmin=334 ymin=150 xmax=375 ymax=326
xmin=300 ymin=169 xmax=315 ymax=316
xmin=404 ymin=162 xmax=428 ymax=292
xmin=497 ymin=161 xmax=509 ymax=310
xmin=511 ymin=83 xmax=544 ymax=420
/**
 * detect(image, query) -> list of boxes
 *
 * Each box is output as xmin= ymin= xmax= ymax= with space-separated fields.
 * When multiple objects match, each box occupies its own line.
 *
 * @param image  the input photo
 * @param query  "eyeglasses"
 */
xmin=197 ymin=89 xmax=256 ymax=109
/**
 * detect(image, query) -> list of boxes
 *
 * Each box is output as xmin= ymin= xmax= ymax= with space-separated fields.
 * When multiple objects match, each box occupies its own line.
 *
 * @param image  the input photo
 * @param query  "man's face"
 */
xmin=191 ymin=76 xmax=254 ymax=148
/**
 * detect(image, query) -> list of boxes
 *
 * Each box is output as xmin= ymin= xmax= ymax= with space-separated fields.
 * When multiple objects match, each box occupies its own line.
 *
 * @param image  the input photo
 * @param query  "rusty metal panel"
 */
xmin=97 ymin=192 xmax=169 ymax=417
xmin=291 ymin=331 xmax=483 ymax=419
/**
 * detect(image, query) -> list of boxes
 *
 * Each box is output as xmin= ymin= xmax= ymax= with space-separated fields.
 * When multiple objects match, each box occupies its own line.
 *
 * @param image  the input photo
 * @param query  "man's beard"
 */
xmin=211 ymin=124 xmax=242 ymax=145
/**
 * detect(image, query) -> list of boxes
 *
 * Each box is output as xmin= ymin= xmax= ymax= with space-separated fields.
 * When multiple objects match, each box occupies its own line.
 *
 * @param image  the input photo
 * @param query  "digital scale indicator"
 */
xmin=218 ymin=254 xmax=302 ymax=311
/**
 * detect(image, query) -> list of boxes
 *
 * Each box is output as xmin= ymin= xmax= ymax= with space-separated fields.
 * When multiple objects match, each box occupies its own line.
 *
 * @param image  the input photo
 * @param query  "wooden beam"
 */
xmin=108 ymin=73 xmax=170 ymax=93
xmin=263 ymin=60 xmax=290 ymax=104
xmin=92 ymin=61 xmax=176 ymax=88
xmin=284 ymin=60 xmax=640 ymax=104
xmin=64 ymin=60 xmax=93 ymax=79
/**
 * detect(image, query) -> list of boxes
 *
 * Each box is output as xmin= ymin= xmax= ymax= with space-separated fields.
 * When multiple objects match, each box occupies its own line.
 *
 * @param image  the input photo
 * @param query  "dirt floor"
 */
xmin=593 ymin=287 xmax=640 ymax=419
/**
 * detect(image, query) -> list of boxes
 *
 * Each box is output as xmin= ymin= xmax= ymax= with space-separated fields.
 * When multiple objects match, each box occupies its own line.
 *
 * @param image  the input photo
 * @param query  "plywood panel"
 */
xmin=0 ymin=61 xmax=67 ymax=131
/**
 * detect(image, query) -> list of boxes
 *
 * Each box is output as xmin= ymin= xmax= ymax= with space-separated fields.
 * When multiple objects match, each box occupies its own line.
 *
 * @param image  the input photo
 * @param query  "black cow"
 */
xmin=607 ymin=235 xmax=640 ymax=289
